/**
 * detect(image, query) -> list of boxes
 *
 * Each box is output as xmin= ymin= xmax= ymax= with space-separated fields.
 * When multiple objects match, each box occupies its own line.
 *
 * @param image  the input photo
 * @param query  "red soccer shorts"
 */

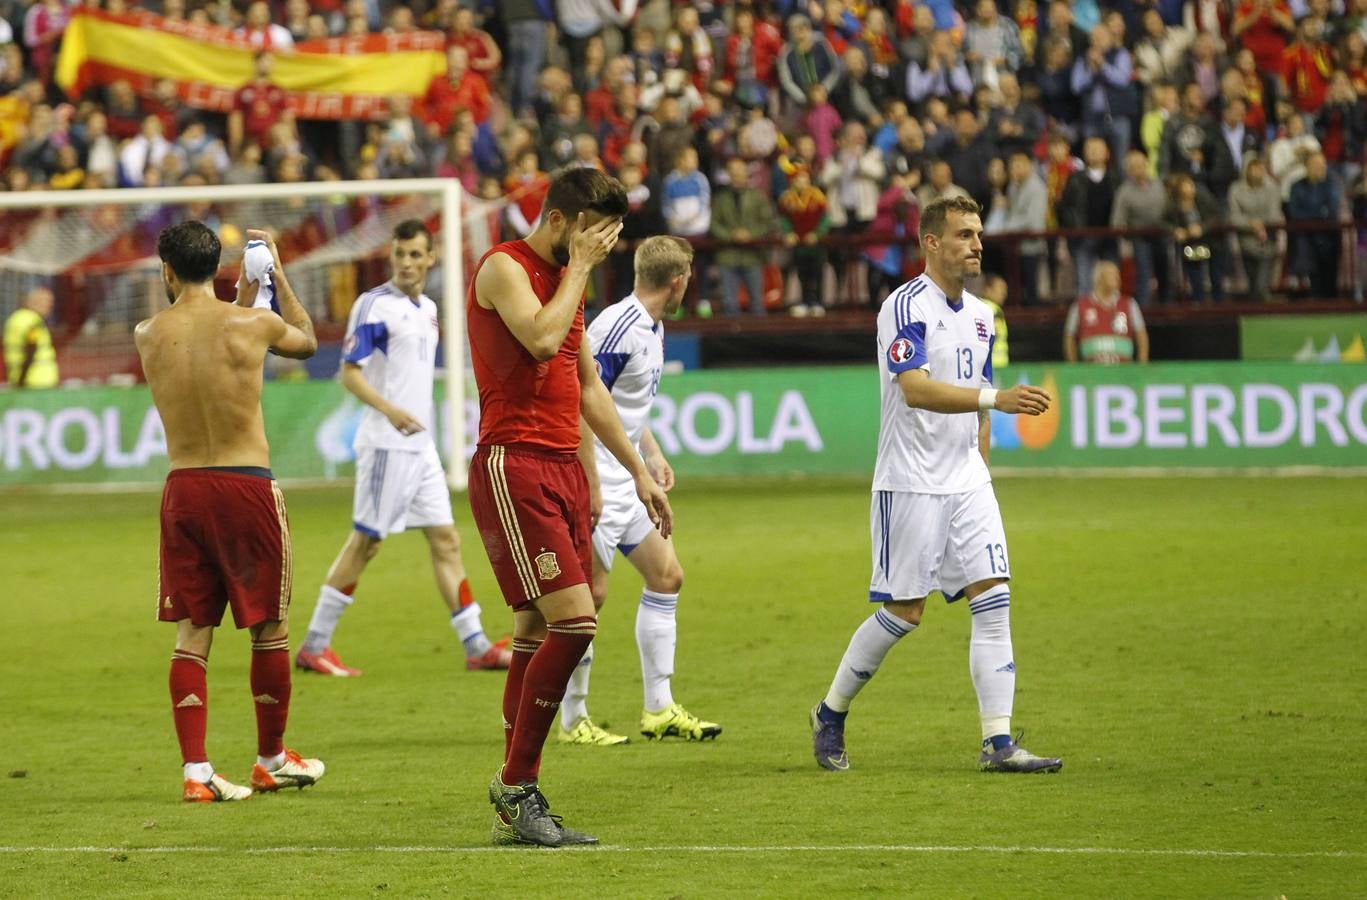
xmin=157 ymin=467 xmax=293 ymax=629
xmin=467 ymin=444 xmax=593 ymax=610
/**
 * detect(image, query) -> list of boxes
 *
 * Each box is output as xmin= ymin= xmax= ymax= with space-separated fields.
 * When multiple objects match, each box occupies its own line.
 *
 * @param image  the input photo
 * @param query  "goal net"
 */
xmin=0 ymin=179 xmax=497 ymax=491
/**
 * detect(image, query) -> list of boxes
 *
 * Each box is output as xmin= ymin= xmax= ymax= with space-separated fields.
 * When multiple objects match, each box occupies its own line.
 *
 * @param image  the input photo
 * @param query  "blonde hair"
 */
xmin=633 ymin=235 xmax=694 ymax=289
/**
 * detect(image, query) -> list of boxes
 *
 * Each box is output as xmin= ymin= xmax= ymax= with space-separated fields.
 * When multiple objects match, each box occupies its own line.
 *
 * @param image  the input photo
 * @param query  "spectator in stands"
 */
xmin=712 ymin=156 xmax=779 ymax=317
xmin=1281 ymin=14 xmax=1333 ymax=115
xmin=102 ymin=79 xmax=143 ymax=142
xmin=863 ymin=170 xmax=921 ymax=304
xmin=1286 ymin=151 xmax=1345 ymax=297
xmin=1059 ymin=136 xmax=1118 ymax=302
xmin=644 ymin=95 xmax=693 ymax=181
xmin=1209 ymin=97 xmax=1261 ymax=201
xmin=236 ymin=0 xmax=294 ymax=50
xmin=778 ymin=13 xmax=842 ymax=109
xmin=612 ymin=161 xmax=666 ymax=292
xmin=422 ymin=45 xmax=492 ymax=139
xmin=540 ymin=92 xmax=592 ymax=170
xmin=558 ymin=0 xmax=631 ymax=90
xmin=1063 ymin=260 xmax=1149 ymax=363
xmin=223 ymin=142 xmax=266 ymax=185
xmin=503 ymin=149 xmax=549 ymax=238
xmin=1316 ymin=72 xmax=1367 ymax=183
xmin=228 ymin=52 xmax=285 ymax=157
xmin=120 ymin=115 xmax=175 ymax=187
xmin=720 ymin=5 xmax=782 ymax=109
xmin=283 ymin=0 xmax=311 ymax=43
xmin=821 ymin=120 xmax=885 ymax=301
xmin=906 ymin=30 xmax=972 ymax=104
xmin=1166 ymin=173 xmax=1222 ymax=302
xmin=964 ymin=0 xmax=1023 ymax=86
xmin=667 ymin=6 xmax=715 ymax=91
xmin=804 ymin=83 xmax=844 ymax=166
xmin=985 ymin=72 xmax=1045 ymax=160
xmin=23 ymin=0 xmax=70 ymax=92
xmin=502 ymin=1 xmax=548 ymax=118
xmin=663 ymin=145 xmax=711 ymax=238
xmin=831 ymin=46 xmax=885 ymax=125
xmin=78 ymin=110 xmax=119 ymax=184
xmin=778 ymin=164 xmax=830 ymax=316
xmin=1133 ymin=9 xmax=1193 ymax=87
xmin=1178 ymin=32 xmax=1225 ymax=109
xmin=1111 ymin=149 xmax=1171 ymax=305
xmin=176 ymin=118 xmax=230 ymax=181
xmin=1228 ymin=156 xmax=1285 ymax=301
xmin=985 ymin=150 xmax=1048 ymax=306
xmin=916 ymin=158 xmax=970 ymax=209
xmin=1036 ymin=36 xmax=1080 ymax=136
xmin=1160 ymin=83 xmax=1214 ymax=181
xmin=448 ymin=6 xmax=501 ymax=89
xmin=1071 ymin=24 xmax=1135 ymax=167
xmin=946 ymin=107 xmax=997 ymax=210
xmin=1041 ymin=0 xmax=1089 ymax=58
xmin=887 ymin=115 xmax=928 ymax=182
xmin=1268 ymin=108 xmax=1322 ymax=201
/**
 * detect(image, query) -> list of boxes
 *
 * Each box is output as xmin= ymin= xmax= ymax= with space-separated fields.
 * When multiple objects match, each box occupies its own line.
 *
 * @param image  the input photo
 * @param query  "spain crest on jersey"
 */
xmin=975 ymin=318 xmax=990 ymax=342
xmin=535 ymin=551 xmax=561 ymax=581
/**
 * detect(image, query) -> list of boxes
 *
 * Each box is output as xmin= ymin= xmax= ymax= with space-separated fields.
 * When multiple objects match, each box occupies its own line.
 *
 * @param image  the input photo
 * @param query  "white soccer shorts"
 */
xmin=868 ymin=483 xmax=1011 ymax=603
xmin=591 ymin=478 xmax=657 ymax=571
xmin=352 ymin=444 xmax=454 ymax=539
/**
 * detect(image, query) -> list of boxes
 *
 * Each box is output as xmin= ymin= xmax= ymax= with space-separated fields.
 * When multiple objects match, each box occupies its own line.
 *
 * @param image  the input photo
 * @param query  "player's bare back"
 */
xmin=136 ymin=301 xmax=279 ymax=469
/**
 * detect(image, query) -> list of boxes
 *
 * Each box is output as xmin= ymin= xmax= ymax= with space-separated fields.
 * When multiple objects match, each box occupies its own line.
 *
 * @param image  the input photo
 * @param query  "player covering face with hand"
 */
xmin=557 ymin=235 xmax=722 ymax=747
xmin=810 ymin=196 xmax=1062 ymax=775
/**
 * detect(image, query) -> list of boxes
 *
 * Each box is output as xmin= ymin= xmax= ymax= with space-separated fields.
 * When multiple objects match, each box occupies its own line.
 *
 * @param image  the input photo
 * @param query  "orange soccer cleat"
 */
xmin=183 ymin=773 xmax=252 ymax=803
xmin=295 ymin=646 xmax=361 ymax=676
xmin=466 ymin=636 xmax=513 ymax=671
xmin=250 ymin=749 xmax=326 ymax=792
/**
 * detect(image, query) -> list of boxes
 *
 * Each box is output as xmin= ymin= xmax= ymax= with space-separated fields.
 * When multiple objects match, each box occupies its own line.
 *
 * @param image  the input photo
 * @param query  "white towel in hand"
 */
xmin=236 ymin=240 xmax=278 ymax=314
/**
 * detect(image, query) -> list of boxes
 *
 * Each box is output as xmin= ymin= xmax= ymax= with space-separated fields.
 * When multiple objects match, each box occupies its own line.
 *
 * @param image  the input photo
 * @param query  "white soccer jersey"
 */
xmin=588 ymin=294 xmax=663 ymax=489
xmin=236 ymin=240 xmax=277 ymax=313
xmin=874 ymin=272 xmax=997 ymax=495
xmin=342 ymin=281 xmax=439 ymax=451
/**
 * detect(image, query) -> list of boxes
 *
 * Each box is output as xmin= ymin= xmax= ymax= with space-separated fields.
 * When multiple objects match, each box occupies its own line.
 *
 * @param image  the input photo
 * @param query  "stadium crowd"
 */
xmin=2 ymin=0 xmax=1366 ymax=314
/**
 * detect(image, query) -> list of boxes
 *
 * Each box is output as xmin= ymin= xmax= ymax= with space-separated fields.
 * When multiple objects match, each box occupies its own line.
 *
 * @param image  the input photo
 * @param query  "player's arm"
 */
xmin=234 ymin=277 xmax=257 ymax=308
xmin=897 ymin=369 xmax=1049 ymax=416
xmin=475 ymin=213 xmax=623 ymax=361
xmin=641 ymin=427 xmax=675 ymax=491
xmin=339 ymin=363 xmax=423 ymax=435
xmin=246 ymin=229 xmax=315 ymax=359
xmin=576 ymin=416 xmax=604 ymax=527
xmin=578 ymin=339 xmax=672 ymax=538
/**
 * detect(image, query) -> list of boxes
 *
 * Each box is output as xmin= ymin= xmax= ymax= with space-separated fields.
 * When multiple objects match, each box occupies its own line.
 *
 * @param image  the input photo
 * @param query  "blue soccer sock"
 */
xmin=968 ymin=585 xmax=1016 ymax=744
xmin=822 ymin=608 xmax=916 ymax=715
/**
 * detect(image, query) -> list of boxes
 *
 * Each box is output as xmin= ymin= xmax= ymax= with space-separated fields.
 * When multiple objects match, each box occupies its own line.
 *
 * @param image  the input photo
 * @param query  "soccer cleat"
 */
xmin=251 ymin=749 xmax=326 ymax=792
xmin=183 ymin=773 xmax=252 ymax=803
xmin=978 ymin=733 xmax=1062 ymax=774
xmin=295 ymin=646 xmax=361 ymax=677
xmin=557 ymin=716 xmax=631 ymax=746
xmin=488 ymin=772 xmax=598 ymax=847
xmin=466 ymin=636 xmax=513 ymax=671
xmin=639 ymin=703 xmax=722 ymax=741
xmin=810 ymin=703 xmax=850 ymax=772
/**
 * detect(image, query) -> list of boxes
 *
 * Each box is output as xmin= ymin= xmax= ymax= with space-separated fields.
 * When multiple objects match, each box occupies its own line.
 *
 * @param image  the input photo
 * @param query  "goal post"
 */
xmin=0 ymin=178 xmax=488 ymax=491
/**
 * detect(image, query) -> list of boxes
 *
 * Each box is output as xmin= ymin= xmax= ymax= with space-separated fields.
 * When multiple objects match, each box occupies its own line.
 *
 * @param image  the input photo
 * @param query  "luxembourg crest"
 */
xmin=535 ymin=551 xmax=561 ymax=581
xmin=975 ymin=318 xmax=990 ymax=342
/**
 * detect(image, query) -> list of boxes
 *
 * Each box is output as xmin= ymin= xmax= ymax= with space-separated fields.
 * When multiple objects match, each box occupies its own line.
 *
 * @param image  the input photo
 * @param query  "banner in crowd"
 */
xmin=2 ymin=363 xmax=1365 ymax=487
xmin=1240 ymin=314 xmax=1367 ymax=363
xmin=55 ymin=9 xmax=446 ymax=120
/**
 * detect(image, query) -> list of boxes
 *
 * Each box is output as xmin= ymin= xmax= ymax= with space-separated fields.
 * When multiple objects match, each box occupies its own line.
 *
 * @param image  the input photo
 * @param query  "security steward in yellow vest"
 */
xmin=4 ymin=287 xmax=59 ymax=388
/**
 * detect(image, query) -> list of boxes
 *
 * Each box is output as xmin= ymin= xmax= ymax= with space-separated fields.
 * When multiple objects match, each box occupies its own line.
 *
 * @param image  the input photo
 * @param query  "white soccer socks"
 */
xmin=302 ymin=585 xmax=353 ymax=654
xmin=968 ymin=585 xmax=1015 ymax=742
xmin=450 ymin=601 xmax=493 ymax=656
xmin=636 ymin=590 xmax=678 ymax=712
xmin=823 ymin=608 xmax=916 ymax=714
xmin=560 ymin=641 xmax=594 ymax=729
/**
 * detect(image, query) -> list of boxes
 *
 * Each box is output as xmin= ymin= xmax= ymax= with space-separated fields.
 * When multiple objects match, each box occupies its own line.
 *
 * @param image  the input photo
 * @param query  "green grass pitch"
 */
xmin=2 ymin=476 xmax=1365 ymax=898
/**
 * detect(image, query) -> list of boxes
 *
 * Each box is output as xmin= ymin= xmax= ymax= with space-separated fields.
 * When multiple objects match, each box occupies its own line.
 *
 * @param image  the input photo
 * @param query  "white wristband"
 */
xmin=978 ymin=388 xmax=998 ymax=411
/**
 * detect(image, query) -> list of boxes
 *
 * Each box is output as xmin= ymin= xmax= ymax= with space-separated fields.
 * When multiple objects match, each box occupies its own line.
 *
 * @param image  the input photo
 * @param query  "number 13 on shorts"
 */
xmin=985 ymin=542 xmax=1008 ymax=575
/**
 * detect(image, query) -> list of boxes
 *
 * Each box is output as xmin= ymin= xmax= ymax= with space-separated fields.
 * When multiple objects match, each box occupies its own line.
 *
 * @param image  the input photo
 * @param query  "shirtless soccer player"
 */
xmin=468 ymin=168 xmax=673 ymax=847
xmin=558 ymin=235 xmax=721 ymax=746
xmin=809 ymin=196 xmax=1063 ymax=774
xmin=295 ymin=220 xmax=510 ymax=676
xmin=136 ymin=222 xmax=325 ymax=802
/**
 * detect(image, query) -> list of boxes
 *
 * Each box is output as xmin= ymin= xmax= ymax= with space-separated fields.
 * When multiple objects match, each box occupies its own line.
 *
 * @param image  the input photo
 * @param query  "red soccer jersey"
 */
xmin=467 ymin=240 xmax=583 ymax=452
xmin=234 ymin=81 xmax=286 ymax=147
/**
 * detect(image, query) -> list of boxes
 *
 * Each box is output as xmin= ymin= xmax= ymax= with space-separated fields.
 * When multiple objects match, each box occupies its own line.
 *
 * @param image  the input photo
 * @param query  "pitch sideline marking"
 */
xmin=0 ymin=844 xmax=1361 ymax=859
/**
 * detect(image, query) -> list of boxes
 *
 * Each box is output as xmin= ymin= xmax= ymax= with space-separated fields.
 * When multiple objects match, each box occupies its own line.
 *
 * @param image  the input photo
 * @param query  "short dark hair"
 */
xmin=542 ymin=166 xmax=629 ymax=222
xmin=920 ymin=196 xmax=982 ymax=239
xmin=393 ymin=218 xmax=433 ymax=249
xmin=157 ymin=220 xmax=221 ymax=283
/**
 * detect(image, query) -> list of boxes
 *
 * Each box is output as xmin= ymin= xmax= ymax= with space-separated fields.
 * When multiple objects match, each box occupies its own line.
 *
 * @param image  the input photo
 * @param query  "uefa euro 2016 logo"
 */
xmin=888 ymin=338 xmax=914 ymax=364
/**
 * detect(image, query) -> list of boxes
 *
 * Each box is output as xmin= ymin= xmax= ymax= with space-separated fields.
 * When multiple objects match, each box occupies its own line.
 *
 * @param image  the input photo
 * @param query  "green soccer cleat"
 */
xmin=639 ymin=703 xmax=722 ymax=741
xmin=557 ymin=716 xmax=631 ymax=746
